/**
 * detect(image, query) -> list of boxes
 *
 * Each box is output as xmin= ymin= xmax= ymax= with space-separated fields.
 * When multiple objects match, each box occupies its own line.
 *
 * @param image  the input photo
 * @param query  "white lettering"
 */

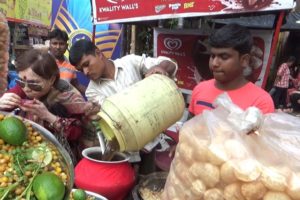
xmin=161 ymin=50 xmax=186 ymax=57
xmin=169 ymin=3 xmax=181 ymax=10
xmin=99 ymin=5 xmax=121 ymax=12
xmin=99 ymin=3 xmax=139 ymax=13
xmin=121 ymin=3 xmax=138 ymax=10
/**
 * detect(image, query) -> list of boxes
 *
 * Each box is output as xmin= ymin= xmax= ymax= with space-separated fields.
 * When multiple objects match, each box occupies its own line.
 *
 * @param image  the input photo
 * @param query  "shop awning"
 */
xmin=212 ymin=11 xmax=300 ymax=31
xmin=92 ymin=0 xmax=293 ymax=24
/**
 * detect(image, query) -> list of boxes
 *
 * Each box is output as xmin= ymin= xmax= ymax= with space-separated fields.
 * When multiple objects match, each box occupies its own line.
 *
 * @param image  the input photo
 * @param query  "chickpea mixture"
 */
xmin=0 ymin=114 xmax=70 ymax=199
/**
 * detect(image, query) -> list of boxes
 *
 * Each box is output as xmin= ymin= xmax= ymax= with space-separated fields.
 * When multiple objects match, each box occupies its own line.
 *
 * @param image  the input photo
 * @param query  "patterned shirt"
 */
xmin=86 ymin=54 xmax=177 ymax=105
xmin=274 ymin=63 xmax=290 ymax=88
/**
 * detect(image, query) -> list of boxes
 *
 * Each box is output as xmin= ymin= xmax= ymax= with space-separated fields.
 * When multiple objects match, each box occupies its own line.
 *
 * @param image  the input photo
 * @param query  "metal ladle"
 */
xmin=97 ymin=131 xmax=117 ymax=161
xmin=97 ymin=131 xmax=106 ymax=157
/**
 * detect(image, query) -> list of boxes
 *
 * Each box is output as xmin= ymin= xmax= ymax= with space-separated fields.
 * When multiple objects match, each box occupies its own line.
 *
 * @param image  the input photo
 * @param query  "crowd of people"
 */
xmin=0 ymin=27 xmax=177 ymax=165
xmin=0 ymin=23 xmax=299 ymax=170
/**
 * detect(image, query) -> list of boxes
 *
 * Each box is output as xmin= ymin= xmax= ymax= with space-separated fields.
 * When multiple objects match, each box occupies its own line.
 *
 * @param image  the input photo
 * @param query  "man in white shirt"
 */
xmin=69 ymin=40 xmax=178 ymax=171
xmin=69 ymin=39 xmax=177 ymax=105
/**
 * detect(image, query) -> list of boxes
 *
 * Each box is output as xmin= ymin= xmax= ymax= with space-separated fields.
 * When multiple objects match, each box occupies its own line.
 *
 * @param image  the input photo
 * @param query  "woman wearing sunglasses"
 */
xmin=0 ymin=49 xmax=99 ymax=163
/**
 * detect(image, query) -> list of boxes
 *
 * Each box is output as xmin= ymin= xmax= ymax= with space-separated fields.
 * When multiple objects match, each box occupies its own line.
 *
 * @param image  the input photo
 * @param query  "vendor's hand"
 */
xmin=145 ymin=66 xmax=169 ymax=77
xmin=19 ymin=99 xmax=54 ymax=121
xmin=83 ymin=101 xmax=101 ymax=121
xmin=0 ymin=93 xmax=21 ymax=110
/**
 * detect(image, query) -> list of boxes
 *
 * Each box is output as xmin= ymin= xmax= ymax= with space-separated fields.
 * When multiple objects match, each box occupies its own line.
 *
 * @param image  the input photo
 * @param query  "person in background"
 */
xmin=285 ymin=66 xmax=300 ymax=112
xmin=271 ymin=56 xmax=296 ymax=110
xmin=48 ymin=29 xmax=86 ymax=95
xmin=0 ymin=49 xmax=98 ymax=164
xmin=69 ymin=39 xmax=177 ymax=105
xmin=189 ymin=23 xmax=274 ymax=117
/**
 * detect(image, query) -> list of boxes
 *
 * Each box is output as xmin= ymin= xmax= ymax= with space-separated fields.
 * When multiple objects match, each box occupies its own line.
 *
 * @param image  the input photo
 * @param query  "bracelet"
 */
xmin=49 ymin=116 xmax=60 ymax=130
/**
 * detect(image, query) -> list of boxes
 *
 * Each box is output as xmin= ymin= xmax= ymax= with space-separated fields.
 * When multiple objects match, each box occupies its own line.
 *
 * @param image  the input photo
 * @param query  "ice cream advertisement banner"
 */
xmin=154 ymin=28 xmax=273 ymax=92
xmin=92 ymin=0 xmax=293 ymax=24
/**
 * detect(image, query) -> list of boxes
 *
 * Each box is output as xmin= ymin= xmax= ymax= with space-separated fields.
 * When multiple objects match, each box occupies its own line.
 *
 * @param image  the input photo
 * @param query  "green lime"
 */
xmin=33 ymin=172 xmax=65 ymax=200
xmin=0 ymin=116 xmax=27 ymax=145
xmin=73 ymin=189 xmax=87 ymax=200
xmin=31 ymin=146 xmax=52 ymax=167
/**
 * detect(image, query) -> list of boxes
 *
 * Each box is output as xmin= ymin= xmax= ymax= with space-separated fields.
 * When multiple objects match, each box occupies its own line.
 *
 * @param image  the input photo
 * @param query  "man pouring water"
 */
xmin=69 ymin=39 xmax=178 ymax=171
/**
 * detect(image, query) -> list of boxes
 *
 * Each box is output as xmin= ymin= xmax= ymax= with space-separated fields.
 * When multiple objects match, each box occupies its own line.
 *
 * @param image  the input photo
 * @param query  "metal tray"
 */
xmin=0 ymin=111 xmax=74 ymax=199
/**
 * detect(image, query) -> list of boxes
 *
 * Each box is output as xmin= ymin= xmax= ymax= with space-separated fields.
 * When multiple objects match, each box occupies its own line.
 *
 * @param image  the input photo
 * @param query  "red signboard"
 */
xmin=154 ymin=28 xmax=273 ymax=92
xmin=92 ymin=0 xmax=293 ymax=24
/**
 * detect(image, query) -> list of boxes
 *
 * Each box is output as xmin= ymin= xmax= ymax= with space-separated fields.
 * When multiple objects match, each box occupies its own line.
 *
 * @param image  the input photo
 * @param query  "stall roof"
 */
xmin=281 ymin=11 xmax=300 ymax=30
xmin=212 ymin=14 xmax=276 ymax=29
xmin=212 ymin=11 xmax=300 ymax=31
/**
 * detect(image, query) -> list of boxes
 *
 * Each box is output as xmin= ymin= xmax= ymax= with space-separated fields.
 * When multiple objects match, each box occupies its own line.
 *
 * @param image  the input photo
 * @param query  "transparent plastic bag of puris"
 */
xmin=161 ymin=93 xmax=300 ymax=200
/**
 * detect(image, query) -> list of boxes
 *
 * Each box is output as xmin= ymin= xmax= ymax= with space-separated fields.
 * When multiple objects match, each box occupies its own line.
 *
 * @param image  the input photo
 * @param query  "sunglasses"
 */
xmin=16 ymin=78 xmax=43 ymax=92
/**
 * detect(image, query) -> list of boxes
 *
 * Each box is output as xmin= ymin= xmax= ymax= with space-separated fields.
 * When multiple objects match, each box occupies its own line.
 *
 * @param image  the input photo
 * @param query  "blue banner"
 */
xmin=51 ymin=0 xmax=122 ymax=59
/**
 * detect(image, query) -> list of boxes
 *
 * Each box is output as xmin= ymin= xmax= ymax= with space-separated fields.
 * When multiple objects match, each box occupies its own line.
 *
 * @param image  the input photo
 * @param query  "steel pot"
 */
xmin=0 ymin=111 xmax=74 ymax=199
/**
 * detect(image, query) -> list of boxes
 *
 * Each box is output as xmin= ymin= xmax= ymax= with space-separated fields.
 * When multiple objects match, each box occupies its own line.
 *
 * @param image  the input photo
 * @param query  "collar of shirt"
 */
xmin=97 ymin=60 xmax=124 ymax=82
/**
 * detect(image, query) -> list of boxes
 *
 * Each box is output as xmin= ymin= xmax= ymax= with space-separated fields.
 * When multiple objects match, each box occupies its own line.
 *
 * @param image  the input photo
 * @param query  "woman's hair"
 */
xmin=209 ymin=23 xmax=253 ymax=55
xmin=16 ymin=49 xmax=60 ymax=84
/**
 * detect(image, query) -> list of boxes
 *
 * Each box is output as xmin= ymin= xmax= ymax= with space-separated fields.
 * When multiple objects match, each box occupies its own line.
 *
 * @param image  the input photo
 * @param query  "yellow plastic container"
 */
xmin=98 ymin=74 xmax=185 ymax=152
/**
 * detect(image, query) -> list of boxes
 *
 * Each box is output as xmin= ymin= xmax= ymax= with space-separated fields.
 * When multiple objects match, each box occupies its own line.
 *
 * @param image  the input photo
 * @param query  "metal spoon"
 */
xmin=97 ymin=131 xmax=106 ymax=157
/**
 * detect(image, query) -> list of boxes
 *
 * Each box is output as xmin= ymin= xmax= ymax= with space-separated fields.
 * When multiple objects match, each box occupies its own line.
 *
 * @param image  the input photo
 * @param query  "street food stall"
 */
xmin=1 ymin=0 xmax=299 ymax=200
xmin=90 ymin=1 xmax=299 ymax=200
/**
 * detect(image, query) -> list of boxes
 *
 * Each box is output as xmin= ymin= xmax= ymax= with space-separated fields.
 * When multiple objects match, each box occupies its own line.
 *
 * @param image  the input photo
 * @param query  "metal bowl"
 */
xmin=132 ymin=172 xmax=168 ymax=200
xmin=0 ymin=112 xmax=74 ymax=199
